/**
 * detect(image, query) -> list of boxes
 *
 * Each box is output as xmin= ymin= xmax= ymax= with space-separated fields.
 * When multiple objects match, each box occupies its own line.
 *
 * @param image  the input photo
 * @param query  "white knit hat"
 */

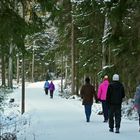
xmin=112 ymin=74 xmax=119 ymax=81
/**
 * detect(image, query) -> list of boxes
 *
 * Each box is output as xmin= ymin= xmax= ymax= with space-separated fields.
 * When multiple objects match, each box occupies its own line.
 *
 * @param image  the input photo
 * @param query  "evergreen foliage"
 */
xmin=0 ymin=0 xmax=140 ymax=97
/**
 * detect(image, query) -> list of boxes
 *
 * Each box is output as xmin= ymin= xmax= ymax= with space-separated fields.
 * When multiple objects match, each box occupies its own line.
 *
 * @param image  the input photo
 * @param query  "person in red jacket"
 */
xmin=97 ymin=75 xmax=109 ymax=122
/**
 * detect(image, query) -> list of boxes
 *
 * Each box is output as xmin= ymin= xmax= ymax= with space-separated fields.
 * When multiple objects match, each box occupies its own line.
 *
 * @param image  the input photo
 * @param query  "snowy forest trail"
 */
xmin=19 ymin=80 xmax=140 ymax=140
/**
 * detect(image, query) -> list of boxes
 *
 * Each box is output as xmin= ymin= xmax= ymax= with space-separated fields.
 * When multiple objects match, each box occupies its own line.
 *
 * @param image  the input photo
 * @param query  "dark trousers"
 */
xmin=102 ymin=101 xmax=108 ymax=121
xmin=45 ymin=88 xmax=48 ymax=95
xmin=139 ymin=114 xmax=140 ymax=126
xmin=84 ymin=104 xmax=92 ymax=122
xmin=109 ymin=105 xmax=121 ymax=129
xmin=50 ymin=90 xmax=54 ymax=98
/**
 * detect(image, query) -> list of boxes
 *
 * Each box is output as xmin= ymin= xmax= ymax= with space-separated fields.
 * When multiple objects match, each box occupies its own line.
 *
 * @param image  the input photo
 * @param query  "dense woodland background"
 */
xmin=0 ymin=0 xmax=140 ymax=99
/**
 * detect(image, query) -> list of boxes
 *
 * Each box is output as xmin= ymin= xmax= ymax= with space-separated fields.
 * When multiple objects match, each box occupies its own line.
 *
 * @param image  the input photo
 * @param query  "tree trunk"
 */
xmin=60 ymin=52 xmax=64 ymax=93
xmin=16 ymin=54 xmax=20 ymax=84
xmin=64 ymin=55 xmax=68 ymax=89
xmin=1 ymin=48 xmax=6 ymax=86
xmin=71 ymin=5 xmax=75 ymax=95
xmin=21 ymin=2 xmax=26 ymax=114
xmin=75 ymin=41 xmax=78 ymax=96
xmin=8 ymin=43 xmax=14 ymax=88
xmin=21 ymin=52 xmax=25 ymax=114
xmin=32 ymin=48 xmax=35 ymax=82
xmin=102 ymin=12 xmax=110 ymax=68
xmin=0 ymin=58 xmax=1 ymax=84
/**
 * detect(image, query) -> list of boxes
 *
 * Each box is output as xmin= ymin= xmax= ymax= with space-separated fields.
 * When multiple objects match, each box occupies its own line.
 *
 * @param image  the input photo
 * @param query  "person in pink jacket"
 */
xmin=97 ymin=75 xmax=109 ymax=122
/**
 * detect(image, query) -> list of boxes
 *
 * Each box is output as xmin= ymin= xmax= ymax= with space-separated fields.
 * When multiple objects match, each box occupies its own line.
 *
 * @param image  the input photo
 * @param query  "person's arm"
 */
xmin=134 ymin=90 xmax=140 ymax=108
xmin=97 ymin=84 xmax=102 ymax=100
xmin=106 ymin=85 xmax=111 ymax=105
xmin=53 ymin=84 xmax=55 ymax=90
xmin=80 ymin=86 xmax=84 ymax=99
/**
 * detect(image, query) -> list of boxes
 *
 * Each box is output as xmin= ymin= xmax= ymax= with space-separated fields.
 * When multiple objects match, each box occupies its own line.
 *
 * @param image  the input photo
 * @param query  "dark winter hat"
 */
xmin=85 ymin=77 xmax=90 ymax=83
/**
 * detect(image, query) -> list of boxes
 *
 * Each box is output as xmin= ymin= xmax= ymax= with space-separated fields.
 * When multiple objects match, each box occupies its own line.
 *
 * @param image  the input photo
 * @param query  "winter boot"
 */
xmin=86 ymin=117 xmax=90 ymax=122
xmin=109 ymin=128 xmax=113 ymax=132
xmin=103 ymin=120 xmax=108 ymax=123
xmin=115 ymin=128 xmax=120 ymax=133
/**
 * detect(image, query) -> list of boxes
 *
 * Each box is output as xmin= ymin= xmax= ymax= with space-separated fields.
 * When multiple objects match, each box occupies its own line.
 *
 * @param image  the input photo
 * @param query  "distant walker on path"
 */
xmin=49 ymin=81 xmax=55 ymax=98
xmin=44 ymin=79 xmax=49 ymax=95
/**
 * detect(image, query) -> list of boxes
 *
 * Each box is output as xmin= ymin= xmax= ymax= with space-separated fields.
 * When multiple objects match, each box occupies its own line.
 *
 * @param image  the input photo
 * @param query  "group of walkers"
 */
xmin=80 ymin=74 xmax=140 ymax=133
xmin=44 ymin=80 xmax=55 ymax=98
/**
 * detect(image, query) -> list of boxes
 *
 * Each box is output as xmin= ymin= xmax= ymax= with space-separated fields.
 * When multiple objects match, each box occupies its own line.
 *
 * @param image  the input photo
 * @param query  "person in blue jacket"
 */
xmin=44 ymin=80 xmax=49 ymax=95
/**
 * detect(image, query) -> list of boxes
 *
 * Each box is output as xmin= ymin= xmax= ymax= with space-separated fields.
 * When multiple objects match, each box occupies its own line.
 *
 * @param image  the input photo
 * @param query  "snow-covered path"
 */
xmin=16 ymin=81 xmax=140 ymax=140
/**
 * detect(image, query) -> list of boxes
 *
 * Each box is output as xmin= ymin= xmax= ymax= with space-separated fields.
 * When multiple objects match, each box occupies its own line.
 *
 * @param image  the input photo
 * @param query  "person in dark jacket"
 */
xmin=106 ymin=74 xmax=125 ymax=133
xmin=80 ymin=77 xmax=97 ymax=122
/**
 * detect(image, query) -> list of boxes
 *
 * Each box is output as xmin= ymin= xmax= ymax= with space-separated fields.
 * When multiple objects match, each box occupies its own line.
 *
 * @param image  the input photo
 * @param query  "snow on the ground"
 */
xmin=1 ymin=80 xmax=140 ymax=140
